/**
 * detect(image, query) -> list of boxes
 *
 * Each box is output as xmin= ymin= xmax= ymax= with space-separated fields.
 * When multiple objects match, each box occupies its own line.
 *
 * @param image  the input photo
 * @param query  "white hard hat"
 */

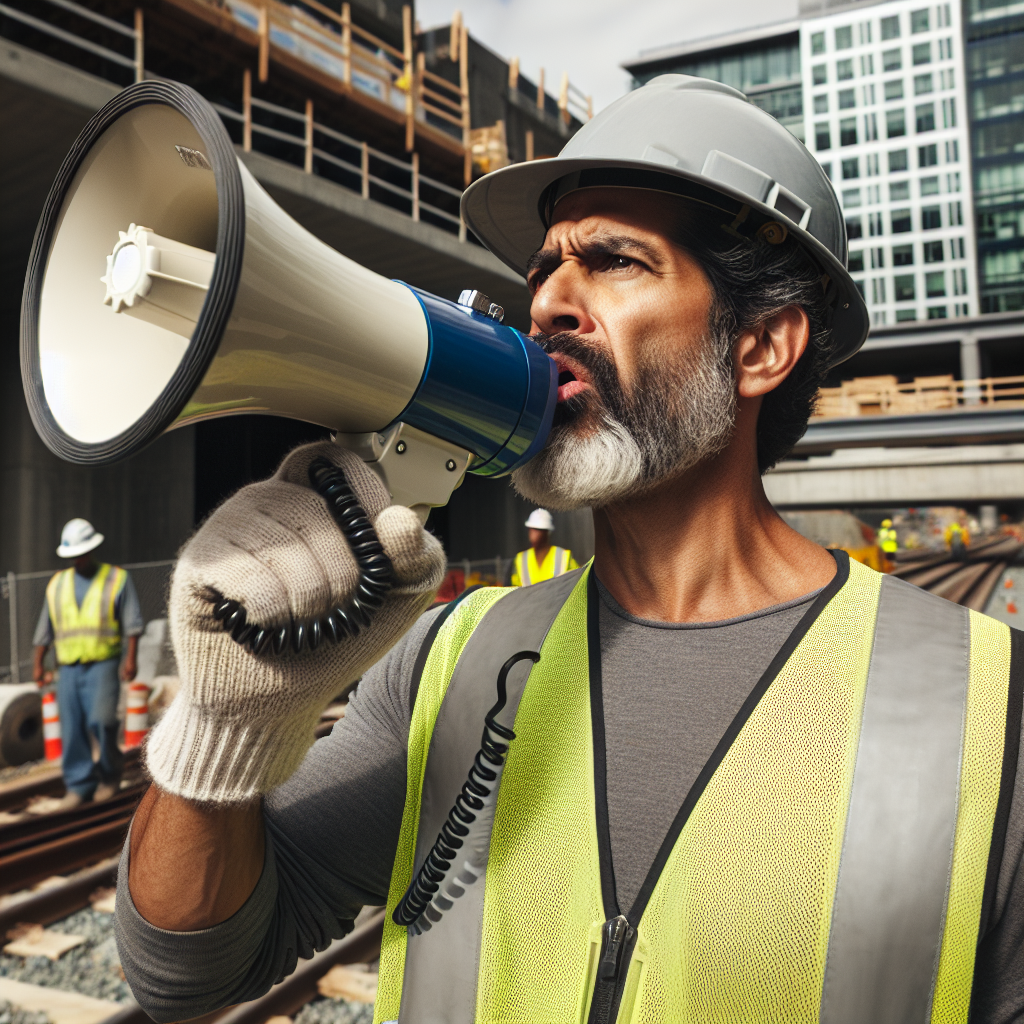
xmin=463 ymin=74 xmax=868 ymax=367
xmin=57 ymin=518 xmax=104 ymax=558
xmin=525 ymin=509 xmax=555 ymax=531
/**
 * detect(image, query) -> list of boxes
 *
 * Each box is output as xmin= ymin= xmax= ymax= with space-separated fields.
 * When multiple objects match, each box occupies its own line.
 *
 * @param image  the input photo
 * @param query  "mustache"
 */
xmin=531 ymin=331 xmax=625 ymax=423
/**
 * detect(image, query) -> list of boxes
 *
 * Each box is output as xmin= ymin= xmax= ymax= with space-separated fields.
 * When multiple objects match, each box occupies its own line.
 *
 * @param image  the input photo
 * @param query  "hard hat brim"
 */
xmin=462 ymin=156 xmax=869 ymax=368
xmin=57 ymin=532 xmax=104 ymax=558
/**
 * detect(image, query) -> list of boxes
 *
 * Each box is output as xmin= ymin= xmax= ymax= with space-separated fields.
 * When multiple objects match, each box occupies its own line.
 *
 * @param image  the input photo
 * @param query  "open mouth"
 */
xmin=554 ymin=358 xmax=589 ymax=402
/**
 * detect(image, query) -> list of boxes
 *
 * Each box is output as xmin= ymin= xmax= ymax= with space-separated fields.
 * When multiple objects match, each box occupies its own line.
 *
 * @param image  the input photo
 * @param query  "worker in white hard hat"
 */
xmin=511 ymin=508 xmax=578 ymax=586
xmin=32 ymin=519 xmax=144 ymax=808
xmin=119 ymin=75 xmax=1023 ymax=1021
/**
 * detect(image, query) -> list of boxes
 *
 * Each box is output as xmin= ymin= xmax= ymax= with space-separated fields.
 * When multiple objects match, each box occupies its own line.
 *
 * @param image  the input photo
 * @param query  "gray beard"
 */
xmin=512 ymin=326 xmax=736 ymax=511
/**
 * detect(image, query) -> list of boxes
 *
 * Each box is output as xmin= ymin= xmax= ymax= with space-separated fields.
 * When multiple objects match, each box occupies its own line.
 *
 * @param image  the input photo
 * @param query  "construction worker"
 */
xmin=511 ymin=508 xmax=578 ymax=586
xmin=117 ymin=76 xmax=1023 ymax=1021
xmin=946 ymin=517 xmax=971 ymax=561
xmin=32 ymin=519 xmax=143 ymax=808
xmin=878 ymin=517 xmax=898 ymax=554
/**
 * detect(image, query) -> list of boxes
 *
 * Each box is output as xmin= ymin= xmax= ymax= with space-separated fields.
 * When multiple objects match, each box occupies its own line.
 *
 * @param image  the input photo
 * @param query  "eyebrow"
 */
xmin=526 ymin=233 xmax=667 ymax=276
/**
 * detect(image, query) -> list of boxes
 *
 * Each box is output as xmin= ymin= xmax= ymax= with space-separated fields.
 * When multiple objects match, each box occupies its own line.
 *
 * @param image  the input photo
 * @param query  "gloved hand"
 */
xmin=145 ymin=441 xmax=446 ymax=804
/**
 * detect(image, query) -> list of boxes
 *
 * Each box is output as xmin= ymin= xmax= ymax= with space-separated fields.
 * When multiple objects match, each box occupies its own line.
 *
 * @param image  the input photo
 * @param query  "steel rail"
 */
xmin=0 ymin=858 xmax=117 ymax=935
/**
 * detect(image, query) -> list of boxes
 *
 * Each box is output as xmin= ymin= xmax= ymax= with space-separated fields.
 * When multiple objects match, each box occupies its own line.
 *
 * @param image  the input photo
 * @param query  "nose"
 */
xmin=529 ymin=263 xmax=597 ymax=337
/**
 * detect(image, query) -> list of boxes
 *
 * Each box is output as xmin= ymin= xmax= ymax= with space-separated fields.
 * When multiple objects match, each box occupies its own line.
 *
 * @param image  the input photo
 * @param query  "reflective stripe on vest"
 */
xmin=377 ymin=557 xmax=1017 ymax=1024
xmin=45 ymin=564 xmax=125 ymax=665
xmin=515 ymin=550 xmax=532 ymax=587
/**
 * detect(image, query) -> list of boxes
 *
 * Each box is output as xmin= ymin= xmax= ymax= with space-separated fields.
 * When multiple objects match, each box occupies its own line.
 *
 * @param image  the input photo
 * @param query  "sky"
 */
xmin=415 ymin=0 xmax=799 ymax=115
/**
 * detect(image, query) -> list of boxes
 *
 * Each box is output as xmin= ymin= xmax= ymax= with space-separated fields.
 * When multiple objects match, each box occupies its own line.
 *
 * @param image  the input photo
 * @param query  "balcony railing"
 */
xmin=813 ymin=374 xmax=1024 ymax=418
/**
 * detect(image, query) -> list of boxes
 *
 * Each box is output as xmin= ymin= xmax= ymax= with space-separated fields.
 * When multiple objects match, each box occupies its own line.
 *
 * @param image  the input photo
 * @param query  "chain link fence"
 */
xmin=1 ymin=561 xmax=174 ymax=684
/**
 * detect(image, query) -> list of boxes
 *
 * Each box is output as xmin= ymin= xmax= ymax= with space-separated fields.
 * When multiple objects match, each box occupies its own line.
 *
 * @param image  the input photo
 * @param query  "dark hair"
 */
xmin=671 ymin=206 xmax=840 ymax=473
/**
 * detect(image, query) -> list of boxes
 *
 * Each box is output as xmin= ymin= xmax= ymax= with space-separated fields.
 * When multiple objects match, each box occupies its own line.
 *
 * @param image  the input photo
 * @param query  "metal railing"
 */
xmin=2 ymin=562 xmax=173 ymax=684
xmin=1 ymin=0 xmax=143 ymax=79
xmin=813 ymin=374 xmax=1024 ymax=419
xmin=216 ymin=73 xmax=465 ymax=236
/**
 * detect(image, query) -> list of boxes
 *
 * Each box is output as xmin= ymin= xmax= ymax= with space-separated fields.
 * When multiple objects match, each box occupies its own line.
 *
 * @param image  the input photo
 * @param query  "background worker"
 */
xmin=945 ymin=515 xmax=970 ymax=561
xmin=511 ymin=508 xmax=578 ymax=585
xmin=877 ymin=518 xmax=898 ymax=555
xmin=117 ymin=77 xmax=1023 ymax=1022
xmin=33 ymin=519 xmax=144 ymax=809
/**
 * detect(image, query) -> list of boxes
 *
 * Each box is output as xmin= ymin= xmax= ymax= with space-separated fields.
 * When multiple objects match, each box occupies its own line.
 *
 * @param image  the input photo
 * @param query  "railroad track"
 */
xmin=892 ymin=536 xmax=1021 ymax=610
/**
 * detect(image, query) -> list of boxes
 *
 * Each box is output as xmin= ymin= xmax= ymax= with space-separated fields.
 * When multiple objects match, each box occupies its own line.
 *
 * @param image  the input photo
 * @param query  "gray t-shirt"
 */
xmin=116 ymin=580 xmax=1024 ymax=1023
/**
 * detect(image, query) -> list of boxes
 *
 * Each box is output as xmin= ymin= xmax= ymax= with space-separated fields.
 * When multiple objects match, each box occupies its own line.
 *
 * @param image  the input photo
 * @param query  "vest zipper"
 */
xmin=587 ymin=915 xmax=635 ymax=1024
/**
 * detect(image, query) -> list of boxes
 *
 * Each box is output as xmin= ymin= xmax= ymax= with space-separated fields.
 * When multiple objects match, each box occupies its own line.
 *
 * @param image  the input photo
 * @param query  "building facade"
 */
xmin=622 ymin=0 xmax=1022 ymax=329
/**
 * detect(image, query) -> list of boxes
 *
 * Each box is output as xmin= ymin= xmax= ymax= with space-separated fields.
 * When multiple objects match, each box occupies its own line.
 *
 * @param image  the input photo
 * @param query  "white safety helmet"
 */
xmin=525 ymin=508 xmax=555 ymax=532
xmin=463 ymin=74 xmax=868 ymax=367
xmin=57 ymin=518 xmax=104 ymax=558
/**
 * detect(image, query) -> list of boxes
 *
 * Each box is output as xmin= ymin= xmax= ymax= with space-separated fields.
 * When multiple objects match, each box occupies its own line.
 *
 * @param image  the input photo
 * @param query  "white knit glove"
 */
xmin=145 ymin=441 xmax=446 ymax=804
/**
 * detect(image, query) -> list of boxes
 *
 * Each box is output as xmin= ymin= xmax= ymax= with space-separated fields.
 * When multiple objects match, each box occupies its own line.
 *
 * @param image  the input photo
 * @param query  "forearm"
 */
xmin=33 ymin=645 xmax=48 ymax=682
xmin=128 ymin=785 xmax=265 ymax=930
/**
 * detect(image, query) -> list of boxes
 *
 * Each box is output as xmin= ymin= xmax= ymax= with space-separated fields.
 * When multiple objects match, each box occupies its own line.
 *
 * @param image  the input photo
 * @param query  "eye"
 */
xmin=604 ymin=254 xmax=639 ymax=272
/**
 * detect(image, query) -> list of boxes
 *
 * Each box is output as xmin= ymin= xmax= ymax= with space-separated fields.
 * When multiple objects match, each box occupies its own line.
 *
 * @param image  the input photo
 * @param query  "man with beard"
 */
xmin=117 ymin=77 xmax=1022 ymax=1024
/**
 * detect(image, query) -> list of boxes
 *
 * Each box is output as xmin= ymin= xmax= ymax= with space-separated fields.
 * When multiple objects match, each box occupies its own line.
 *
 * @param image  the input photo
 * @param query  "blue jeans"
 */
xmin=57 ymin=658 xmax=123 ymax=798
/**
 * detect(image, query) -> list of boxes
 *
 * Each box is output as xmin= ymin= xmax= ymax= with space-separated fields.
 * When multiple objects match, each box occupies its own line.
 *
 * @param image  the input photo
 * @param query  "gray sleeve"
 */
xmin=117 ymin=573 xmax=145 ymax=638
xmin=115 ymin=605 xmax=446 ymax=1022
xmin=971 ymin=700 xmax=1024 ymax=1023
xmin=31 ymin=599 xmax=53 ymax=648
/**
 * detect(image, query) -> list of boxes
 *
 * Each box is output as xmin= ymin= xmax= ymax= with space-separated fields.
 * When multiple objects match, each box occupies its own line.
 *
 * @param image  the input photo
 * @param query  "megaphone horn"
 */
xmin=21 ymin=81 xmax=556 ymax=514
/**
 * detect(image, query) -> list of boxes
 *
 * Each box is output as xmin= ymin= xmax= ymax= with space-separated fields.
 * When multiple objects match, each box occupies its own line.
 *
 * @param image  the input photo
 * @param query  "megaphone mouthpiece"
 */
xmin=22 ymin=80 xmax=557 ymax=511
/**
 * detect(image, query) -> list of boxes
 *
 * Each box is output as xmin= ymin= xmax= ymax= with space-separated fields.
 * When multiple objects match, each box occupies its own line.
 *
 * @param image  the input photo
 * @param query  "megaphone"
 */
xmin=21 ymin=81 xmax=556 ymax=514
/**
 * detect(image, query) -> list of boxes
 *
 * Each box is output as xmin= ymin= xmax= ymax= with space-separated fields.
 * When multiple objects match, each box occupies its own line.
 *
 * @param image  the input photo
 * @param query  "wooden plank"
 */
xmin=0 ymin=979 xmax=122 ymax=1024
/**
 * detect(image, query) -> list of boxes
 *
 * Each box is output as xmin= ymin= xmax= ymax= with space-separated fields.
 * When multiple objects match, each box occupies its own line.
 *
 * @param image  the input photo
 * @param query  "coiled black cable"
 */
xmin=208 ymin=457 xmax=395 ymax=655
xmin=393 ymin=649 xmax=541 ymax=929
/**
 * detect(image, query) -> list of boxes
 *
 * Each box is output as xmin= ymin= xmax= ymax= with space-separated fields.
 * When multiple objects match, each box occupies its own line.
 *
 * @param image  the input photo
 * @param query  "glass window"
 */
xmin=814 ymin=94 xmax=829 ymax=114
xmin=888 ymin=149 xmax=909 ymax=172
xmin=820 ymin=161 xmax=833 ymax=179
xmin=914 ymin=73 xmax=934 ymax=95
xmin=887 ymin=109 xmax=907 ymax=137
xmin=811 ymin=31 xmax=826 ymax=55
xmin=913 ymin=42 xmax=932 ymax=65
xmin=849 ymin=250 xmax=865 ymax=272
xmin=918 ymin=143 xmax=938 ymax=167
xmin=840 ymin=117 xmax=858 ymax=145
xmin=835 ymin=25 xmax=853 ymax=50
xmin=916 ymin=103 xmax=936 ymax=132
xmin=920 ymin=175 xmax=940 ymax=195
xmin=925 ymin=271 xmax=945 ymax=296
xmin=892 ymin=209 xmax=913 ymax=233
xmin=890 ymin=180 xmax=911 ymax=201
xmin=813 ymin=63 xmax=827 ymax=85
xmin=837 ymin=58 xmax=854 ymax=80
xmin=921 ymin=205 xmax=942 ymax=229
xmin=893 ymin=244 xmax=914 ymax=265
xmin=883 ymin=48 xmax=903 ymax=71
xmin=894 ymin=274 xmax=916 ymax=300
xmin=896 ymin=309 xmax=917 ymax=321
xmin=839 ymin=88 xmax=856 ymax=109
xmin=847 ymin=215 xmax=864 ymax=239
xmin=927 ymin=306 xmax=948 ymax=319
xmin=815 ymin=123 xmax=832 ymax=150
xmin=843 ymin=187 xmax=862 ymax=207
xmin=911 ymin=8 xmax=930 ymax=33
xmin=885 ymin=79 xmax=904 ymax=100
xmin=923 ymin=240 xmax=944 ymax=262
xmin=842 ymin=157 xmax=860 ymax=179
xmin=881 ymin=15 xmax=900 ymax=40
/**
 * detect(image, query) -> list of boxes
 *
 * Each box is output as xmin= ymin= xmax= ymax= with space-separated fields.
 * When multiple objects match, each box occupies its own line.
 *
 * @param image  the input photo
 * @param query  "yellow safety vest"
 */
xmin=512 ymin=545 xmax=576 ymax=586
xmin=45 ymin=563 xmax=126 ymax=665
xmin=376 ymin=556 xmax=1020 ymax=1024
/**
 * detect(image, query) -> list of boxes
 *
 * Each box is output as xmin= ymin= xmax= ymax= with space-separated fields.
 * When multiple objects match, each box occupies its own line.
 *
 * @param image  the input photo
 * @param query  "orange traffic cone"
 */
xmin=42 ymin=691 xmax=62 ymax=762
xmin=124 ymin=683 xmax=150 ymax=748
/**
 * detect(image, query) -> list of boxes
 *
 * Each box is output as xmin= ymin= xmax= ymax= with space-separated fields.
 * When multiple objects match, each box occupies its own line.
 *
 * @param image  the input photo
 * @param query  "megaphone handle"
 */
xmin=208 ymin=458 xmax=394 ymax=656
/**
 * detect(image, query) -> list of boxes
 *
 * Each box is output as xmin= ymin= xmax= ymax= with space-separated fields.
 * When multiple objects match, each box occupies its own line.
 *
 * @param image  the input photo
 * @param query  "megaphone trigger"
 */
xmin=22 ymin=79 xmax=558 ymax=511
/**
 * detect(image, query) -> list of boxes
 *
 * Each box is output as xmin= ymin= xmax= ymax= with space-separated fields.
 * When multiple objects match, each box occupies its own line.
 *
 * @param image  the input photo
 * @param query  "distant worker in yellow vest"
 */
xmin=945 ymin=518 xmax=970 ymax=561
xmin=878 ymin=518 xmax=898 ymax=554
xmin=511 ymin=508 xmax=578 ymax=586
xmin=32 ymin=519 xmax=144 ymax=809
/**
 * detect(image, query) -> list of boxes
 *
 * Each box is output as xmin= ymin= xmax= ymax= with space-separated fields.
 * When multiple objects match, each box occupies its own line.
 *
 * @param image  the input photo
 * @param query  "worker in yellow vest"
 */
xmin=32 ymin=519 xmax=144 ymax=809
xmin=946 ymin=518 xmax=971 ymax=561
xmin=511 ymin=508 xmax=578 ymax=586
xmin=117 ymin=78 xmax=1023 ymax=1021
xmin=877 ymin=518 xmax=898 ymax=554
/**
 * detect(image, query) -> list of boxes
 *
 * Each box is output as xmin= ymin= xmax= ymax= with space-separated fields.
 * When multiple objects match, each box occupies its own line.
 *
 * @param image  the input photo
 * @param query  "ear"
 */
xmin=734 ymin=305 xmax=810 ymax=399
